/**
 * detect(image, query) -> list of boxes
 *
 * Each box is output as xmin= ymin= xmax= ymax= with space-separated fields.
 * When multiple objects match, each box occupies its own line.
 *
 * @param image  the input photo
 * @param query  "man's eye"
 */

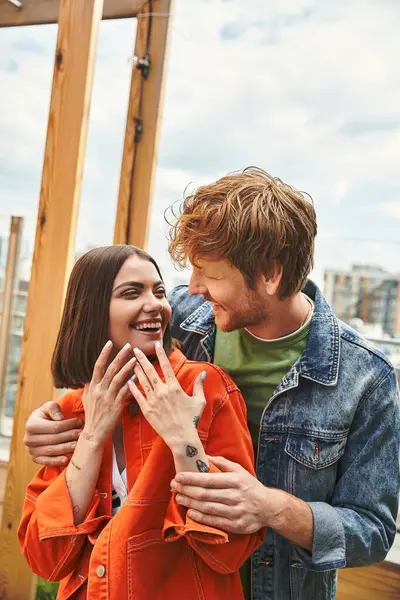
xmin=155 ymin=289 xmax=166 ymax=297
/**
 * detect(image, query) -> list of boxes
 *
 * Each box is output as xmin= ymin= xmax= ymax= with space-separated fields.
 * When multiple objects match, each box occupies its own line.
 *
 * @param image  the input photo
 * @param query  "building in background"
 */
xmin=324 ymin=264 xmax=400 ymax=338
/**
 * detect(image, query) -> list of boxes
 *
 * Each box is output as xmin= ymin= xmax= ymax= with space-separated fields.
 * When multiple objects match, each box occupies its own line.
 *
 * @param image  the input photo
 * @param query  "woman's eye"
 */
xmin=121 ymin=290 xmax=139 ymax=298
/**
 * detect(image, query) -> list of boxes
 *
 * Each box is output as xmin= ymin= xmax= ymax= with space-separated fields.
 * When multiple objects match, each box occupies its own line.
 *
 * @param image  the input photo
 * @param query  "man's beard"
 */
xmin=209 ymin=292 xmax=268 ymax=333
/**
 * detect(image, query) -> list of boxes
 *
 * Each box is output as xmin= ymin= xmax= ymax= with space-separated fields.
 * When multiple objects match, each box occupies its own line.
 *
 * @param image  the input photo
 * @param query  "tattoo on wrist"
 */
xmin=70 ymin=459 xmax=81 ymax=471
xmin=186 ymin=445 xmax=198 ymax=458
xmin=193 ymin=415 xmax=200 ymax=429
xmin=196 ymin=459 xmax=209 ymax=473
xmin=81 ymin=431 xmax=94 ymax=442
xmin=72 ymin=505 xmax=80 ymax=516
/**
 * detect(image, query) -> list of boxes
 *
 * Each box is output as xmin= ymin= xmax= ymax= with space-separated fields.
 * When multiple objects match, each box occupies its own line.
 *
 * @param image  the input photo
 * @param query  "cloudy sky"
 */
xmin=0 ymin=0 xmax=399 ymax=288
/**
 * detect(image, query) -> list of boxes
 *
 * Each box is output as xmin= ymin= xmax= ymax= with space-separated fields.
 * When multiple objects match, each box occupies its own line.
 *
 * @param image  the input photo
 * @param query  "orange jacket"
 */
xmin=19 ymin=349 xmax=264 ymax=600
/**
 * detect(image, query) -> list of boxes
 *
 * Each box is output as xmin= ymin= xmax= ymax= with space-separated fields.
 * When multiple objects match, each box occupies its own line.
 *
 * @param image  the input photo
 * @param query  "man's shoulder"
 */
xmin=168 ymin=285 xmax=209 ymax=329
xmin=168 ymin=285 xmax=201 ymax=311
xmin=338 ymin=319 xmax=396 ymax=379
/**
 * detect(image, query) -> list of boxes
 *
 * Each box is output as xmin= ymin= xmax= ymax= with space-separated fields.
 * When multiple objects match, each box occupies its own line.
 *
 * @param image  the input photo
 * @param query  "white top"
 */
xmin=111 ymin=446 xmax=128 ymax=516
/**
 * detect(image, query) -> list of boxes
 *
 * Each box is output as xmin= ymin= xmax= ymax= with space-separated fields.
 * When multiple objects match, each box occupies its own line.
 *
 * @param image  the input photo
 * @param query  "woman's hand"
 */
xmin=128 ymin=343 xmax=206 ymax=452
xmin=82 ymin=341 xmax=136 ymax=447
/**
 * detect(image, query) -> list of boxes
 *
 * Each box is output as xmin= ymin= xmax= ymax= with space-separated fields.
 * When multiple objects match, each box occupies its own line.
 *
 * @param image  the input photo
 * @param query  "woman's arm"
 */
xmin=18 ymin=342 xmax=137 ymax=580
xmin=128 ymin=344 xmax=264 ymax=571
xmin=64 ymin=341 xmax=136 ymax=524
xmin=128 ymin=343 xmax=210 ymax=475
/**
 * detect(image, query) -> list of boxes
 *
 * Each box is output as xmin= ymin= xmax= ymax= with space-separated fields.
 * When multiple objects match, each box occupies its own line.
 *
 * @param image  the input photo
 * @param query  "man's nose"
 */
xmin=188 ymin=272 xmax=206 ymax=296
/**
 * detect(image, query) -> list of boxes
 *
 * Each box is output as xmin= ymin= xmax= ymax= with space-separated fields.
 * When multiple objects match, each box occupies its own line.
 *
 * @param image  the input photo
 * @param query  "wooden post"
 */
xmin=0 ymin=0 xmax=104 ymax=597
xmin=0 ymin=217 xmax=23 ymax=436
xmin=114 ymin=0 xmax=173 ymax=247
xmin=0 ymin=0 xmax=145 ymax=27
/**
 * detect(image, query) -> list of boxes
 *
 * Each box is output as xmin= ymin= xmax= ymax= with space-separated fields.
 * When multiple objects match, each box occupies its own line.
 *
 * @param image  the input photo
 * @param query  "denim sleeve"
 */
xmin=295 ymin=366 xmax=400 ymax=570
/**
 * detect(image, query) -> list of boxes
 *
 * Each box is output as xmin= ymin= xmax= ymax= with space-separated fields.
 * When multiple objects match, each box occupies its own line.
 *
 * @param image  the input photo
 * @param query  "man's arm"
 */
xmin=172 ymin=366 xmax=400 ymax=567
xmin=171 ymin=455 xmax=314 ymax=550
xmin=24 ymin=401 xmax=82 ymax=466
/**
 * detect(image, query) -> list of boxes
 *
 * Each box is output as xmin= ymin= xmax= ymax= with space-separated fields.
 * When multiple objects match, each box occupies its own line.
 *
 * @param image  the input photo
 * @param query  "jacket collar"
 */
xmin=180 ymin=300 xmax=215 ymax=335
xmin=179 ymin=280 xmax=340 ymax=388
xmin=297 ymin=280 xmax=340 ymax=386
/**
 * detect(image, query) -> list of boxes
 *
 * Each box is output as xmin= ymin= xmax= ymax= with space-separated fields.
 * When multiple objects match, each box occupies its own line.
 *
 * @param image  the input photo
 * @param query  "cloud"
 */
xmin=0 ymin=0 xmax=399 ymax=291
xmin=340 ymin=119 xmax=400 ymax=136
xmin=375 ymin=201 xmax=400 ymax=219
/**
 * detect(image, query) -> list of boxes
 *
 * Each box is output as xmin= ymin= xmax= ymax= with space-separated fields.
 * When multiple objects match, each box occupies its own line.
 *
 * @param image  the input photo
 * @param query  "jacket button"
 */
xmin=129 ymin=402 xmax=139 ymax=415
xmin=96 ymin=565 xmax=106 ymax=578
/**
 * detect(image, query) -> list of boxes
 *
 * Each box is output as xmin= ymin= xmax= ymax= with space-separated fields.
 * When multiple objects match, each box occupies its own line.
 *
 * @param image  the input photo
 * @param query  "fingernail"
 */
xmin=71 ymin=442 xmax=77 ymax=449
xmin=77 ymin=420 xmax=84 ymax=427
xmin=105 ymin=340 xmax=112 ymax=348
xmin=200 ymin=371 xmax=207 ymax=382
xmin=176 ymin=495 xmax=182 ymax=503
xmin=155 ymin=341 xmax=161 ymax=349
xmin=61 ymin=457 xmax=68 ymax=464
xmin=123 ymin=343 xmax=131 ymax=351
xmin=133 ymin=347 xmax=142 ymax=355
xmin=54 ymin=412 xmax=63 ymax=420
xmin=175 ymin=473 xmax=184 ymax=483
xmin=129 ymin=357 xmax=137 ymax=365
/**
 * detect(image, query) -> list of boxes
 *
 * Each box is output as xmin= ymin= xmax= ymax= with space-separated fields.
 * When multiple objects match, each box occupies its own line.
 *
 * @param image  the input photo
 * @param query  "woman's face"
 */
xmin=109 ymin=255 xmax=172 ymax=356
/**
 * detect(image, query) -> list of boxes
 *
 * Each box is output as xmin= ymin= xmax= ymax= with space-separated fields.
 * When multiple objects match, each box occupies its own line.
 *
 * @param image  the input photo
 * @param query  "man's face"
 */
xmin=188 ymin=257 xmax=269 ymax=332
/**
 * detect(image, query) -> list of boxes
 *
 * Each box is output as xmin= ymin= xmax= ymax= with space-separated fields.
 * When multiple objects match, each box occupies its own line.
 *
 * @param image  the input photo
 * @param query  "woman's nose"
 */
xmin=143 ymin=295 xmax=163 ymax=313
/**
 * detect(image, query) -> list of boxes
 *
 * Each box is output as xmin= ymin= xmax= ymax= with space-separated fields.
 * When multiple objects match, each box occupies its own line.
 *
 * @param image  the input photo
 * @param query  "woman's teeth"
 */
xmin=133 ymin=323 xmax=161 ymax=331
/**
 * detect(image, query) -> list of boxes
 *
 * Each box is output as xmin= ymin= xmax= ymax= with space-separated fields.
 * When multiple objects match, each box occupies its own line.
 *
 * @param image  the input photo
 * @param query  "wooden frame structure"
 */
xmin=0 ymin=1 xmax=172 ymax=597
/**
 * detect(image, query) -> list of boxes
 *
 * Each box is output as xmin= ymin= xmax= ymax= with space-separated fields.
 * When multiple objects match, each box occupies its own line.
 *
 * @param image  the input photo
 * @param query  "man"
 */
xmin=24 ymin=168 xmax=399 ymax=600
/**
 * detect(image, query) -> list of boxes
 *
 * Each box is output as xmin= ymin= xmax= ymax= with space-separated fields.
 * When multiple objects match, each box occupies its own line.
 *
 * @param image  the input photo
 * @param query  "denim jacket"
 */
xmin=168 ymin=281 xmax=400 ymax=600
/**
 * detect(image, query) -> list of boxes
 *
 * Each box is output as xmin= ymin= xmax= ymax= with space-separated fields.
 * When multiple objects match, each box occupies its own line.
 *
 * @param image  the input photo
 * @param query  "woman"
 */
xmin=18 ymin=245 xmax=264 ymax=600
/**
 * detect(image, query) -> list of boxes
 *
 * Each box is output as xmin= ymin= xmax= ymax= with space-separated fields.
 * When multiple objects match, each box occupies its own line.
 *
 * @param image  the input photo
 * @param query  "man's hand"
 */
xmin=171 ymin=455 xmax=270 ymax=534
xmin=24 ymin=401 xmax=83 ymax=466
xmin=171 ymin=455 xmax=314 ymax=549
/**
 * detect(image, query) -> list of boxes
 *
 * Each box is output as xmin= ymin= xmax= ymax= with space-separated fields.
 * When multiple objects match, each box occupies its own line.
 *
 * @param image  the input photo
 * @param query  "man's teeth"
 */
xmin=134 ymin=323 xmax=161 ymax=330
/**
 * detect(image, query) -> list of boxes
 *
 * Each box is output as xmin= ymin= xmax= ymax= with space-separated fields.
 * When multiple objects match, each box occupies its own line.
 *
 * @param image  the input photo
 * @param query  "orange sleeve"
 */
xmin=18 ymin=465 xmax=111 ymax=581
xmin=18 ymin=391 xmax=112 ymax=584
xmin=18 ymin=464 xmax=110 ymax=581
xmin=162 ymin=378 xmax=265 ymax=574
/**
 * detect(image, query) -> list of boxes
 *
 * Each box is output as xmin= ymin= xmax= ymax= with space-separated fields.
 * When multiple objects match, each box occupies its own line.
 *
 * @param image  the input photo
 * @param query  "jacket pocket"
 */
xmin=290 ymin=564 xmax=337 ymax=600
xmin=284 ymin=433 xmax=347 ymax=501
xmin=285 ymin=433 xmax=347 ymax=470
xmin=127 ymin=529 xmax=203 ymax=600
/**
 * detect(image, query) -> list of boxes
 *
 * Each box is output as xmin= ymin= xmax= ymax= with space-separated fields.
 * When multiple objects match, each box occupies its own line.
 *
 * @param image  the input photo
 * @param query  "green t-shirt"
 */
xmin=213 ymin=318 xmax=311 ymax=600
xmin=214 ymin=321 xmax=311 ymax=446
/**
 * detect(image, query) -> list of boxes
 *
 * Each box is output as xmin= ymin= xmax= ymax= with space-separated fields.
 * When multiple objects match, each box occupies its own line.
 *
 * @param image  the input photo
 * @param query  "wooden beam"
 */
xmin=0 ymin=0 xmax=104 ymax=598
xmin=0 ymin=0 xmax=146 ymax=27
xmin=0 ymin=217 xmax=23 ymax=434
xmin=114 ymin=0 xmax=172 ymax=247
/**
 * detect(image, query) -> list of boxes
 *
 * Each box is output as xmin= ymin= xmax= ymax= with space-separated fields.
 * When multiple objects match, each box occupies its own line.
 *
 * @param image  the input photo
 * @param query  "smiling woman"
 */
xmin=18 ymin=244 xmax=264 ymax=600
xmin=108 ymin=253 xmax=172 ymax=357
xmin=51 ymin=245 xmax=173 ymax=389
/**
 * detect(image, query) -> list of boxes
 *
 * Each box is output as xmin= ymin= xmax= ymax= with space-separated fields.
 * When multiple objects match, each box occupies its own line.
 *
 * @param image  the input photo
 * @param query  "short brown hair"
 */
xmin=52 ymin=245 xmax=172 ymax=389
xmin=168 ymin=167 xmax=317 ymax=299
